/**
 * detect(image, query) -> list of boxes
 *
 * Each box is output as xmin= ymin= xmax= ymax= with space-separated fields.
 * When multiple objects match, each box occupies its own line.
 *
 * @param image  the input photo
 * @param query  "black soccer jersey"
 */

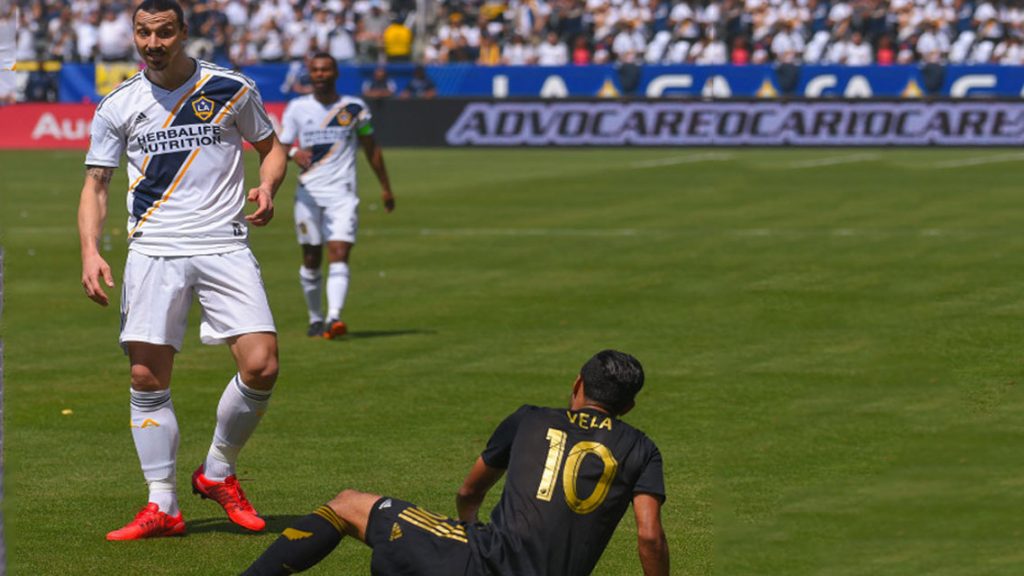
xmin=467 ymin=405 xmax=665 ymax=576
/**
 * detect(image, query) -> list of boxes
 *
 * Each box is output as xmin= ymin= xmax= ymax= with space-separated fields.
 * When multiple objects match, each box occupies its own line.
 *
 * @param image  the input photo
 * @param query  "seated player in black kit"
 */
xmin=243 ymin=350 xmax=669 ymax=576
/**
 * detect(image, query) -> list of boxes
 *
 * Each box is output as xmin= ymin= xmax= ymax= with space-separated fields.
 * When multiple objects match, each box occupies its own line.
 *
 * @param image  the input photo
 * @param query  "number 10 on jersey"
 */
xmin=536 ymin=428 xmax=619 ymax=514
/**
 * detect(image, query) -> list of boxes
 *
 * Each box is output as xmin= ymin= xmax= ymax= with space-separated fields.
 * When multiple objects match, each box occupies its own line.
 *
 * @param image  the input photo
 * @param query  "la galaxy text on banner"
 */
xmin=53 ymin=63 xmax=1024 ymax=103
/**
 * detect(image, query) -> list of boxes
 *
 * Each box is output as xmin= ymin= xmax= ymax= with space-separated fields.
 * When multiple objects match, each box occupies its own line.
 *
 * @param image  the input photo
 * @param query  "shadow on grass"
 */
xmin=186 ymin=515 xmax=306 ymax=535
xmin=339 ymin=329 xmax=437 ymax=340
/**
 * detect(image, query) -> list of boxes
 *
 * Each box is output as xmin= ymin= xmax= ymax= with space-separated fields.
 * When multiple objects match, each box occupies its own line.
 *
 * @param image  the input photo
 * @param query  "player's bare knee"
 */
xmin=130 ymin=365 xmax=165 ymax=391
xmin=241 ymin=358 xmax=278 ymax=389
xmin=327 ymin=243 xmax=351 ymax=263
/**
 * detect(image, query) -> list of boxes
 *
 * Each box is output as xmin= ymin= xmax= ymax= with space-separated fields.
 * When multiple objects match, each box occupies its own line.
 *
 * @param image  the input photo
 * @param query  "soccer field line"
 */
xmin=628 ymin=152 xmax=735 ymax=168
xmin=928 ymin=152 xmax=1024 ymax=169
xmin=786 ymin=153 xmax=881 ymax=169
xmin=363 ymin=227 xmax=1010 ymax=240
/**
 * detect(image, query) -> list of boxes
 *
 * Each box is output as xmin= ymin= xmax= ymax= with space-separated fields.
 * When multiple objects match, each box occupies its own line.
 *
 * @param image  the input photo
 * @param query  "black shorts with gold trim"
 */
xmin=366 ymin=496 xmax=476 ymax=576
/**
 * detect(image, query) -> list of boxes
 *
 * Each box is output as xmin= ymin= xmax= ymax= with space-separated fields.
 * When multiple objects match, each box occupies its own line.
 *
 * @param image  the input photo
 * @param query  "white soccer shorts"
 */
xmin=294 ymin=184 xmax=360 ymax=245
xmin=119 ymin=248 xmax=277 ymax=351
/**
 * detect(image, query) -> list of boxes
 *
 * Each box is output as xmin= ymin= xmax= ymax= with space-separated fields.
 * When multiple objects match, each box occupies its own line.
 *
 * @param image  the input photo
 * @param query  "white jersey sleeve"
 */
xmin=234 ymin=83 xmax=275 ymax=143
xmin=85 ymin=107 xmax=126 ymax=168
xmin=353 ymin=97 xmax=373 ymax=135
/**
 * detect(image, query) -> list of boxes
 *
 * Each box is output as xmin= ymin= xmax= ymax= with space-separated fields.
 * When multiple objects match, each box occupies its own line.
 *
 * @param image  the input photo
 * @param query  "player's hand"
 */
xmin=381 ymin=189 xmax=395 ymax=213
xmin=246 ymin=185 xmax=275 ymax=226
xmin=292 ymin=148 xmax=312 ymax=170
xmin=82 ymin=252 xmax=114 ymax=307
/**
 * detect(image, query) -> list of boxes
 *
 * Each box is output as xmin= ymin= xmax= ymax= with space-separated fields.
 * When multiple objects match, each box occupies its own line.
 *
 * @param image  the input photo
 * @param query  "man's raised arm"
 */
xmin=79 ymin=166 xmax=115 ymax=306
xmin=634 ymin=492 xmax=670 ymax=576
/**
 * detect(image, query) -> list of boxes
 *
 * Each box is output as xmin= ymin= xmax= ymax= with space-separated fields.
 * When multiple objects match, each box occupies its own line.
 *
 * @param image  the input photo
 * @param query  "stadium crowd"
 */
xmin=11 ymin=0 xmax=1024 ymax=67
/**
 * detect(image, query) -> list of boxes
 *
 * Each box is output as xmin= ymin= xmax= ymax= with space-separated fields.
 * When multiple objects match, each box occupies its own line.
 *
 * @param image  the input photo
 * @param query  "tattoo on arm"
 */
xmin=85 ymin=166 xmax=113 ymax=184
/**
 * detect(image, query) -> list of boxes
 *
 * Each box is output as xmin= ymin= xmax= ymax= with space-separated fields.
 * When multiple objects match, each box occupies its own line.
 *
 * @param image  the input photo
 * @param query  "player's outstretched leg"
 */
xmin=242 ymin=489 xmax=377 ymax=576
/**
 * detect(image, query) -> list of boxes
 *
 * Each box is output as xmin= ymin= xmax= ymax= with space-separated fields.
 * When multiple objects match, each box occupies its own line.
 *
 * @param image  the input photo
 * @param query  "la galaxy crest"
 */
xmin=336 ymin=109 xmax=353 ymax=126
xmin=192 ymin=94 xmax=216 ymax=121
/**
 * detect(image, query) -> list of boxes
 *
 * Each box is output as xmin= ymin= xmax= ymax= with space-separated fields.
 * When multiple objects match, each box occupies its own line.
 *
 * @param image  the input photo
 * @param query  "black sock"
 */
xmin=241 ymin=505 xmax=347 ymax=576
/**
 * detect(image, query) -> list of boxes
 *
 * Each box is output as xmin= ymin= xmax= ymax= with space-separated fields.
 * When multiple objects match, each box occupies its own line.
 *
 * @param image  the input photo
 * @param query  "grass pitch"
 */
xmin=1 ymin=148 xmax=1023 ymax=575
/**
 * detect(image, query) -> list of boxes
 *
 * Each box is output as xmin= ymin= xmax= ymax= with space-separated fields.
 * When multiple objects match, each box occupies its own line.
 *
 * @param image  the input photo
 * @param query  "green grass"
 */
xmin=1 ymin=148 xmax=1023 ymax=575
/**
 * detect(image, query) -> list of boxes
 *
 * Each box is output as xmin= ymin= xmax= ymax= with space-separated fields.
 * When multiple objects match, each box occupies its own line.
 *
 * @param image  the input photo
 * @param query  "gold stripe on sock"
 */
xmin=314 ymin=505 xmax=347 ymax=535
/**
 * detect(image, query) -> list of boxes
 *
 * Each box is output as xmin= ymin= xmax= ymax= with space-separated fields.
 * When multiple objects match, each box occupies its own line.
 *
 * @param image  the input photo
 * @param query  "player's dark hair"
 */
xmin=310 ymin=52 xmax=338 ymax=70
xmin=580 ymin=350 xmax=645 ymax=415
xmin=134 ymin=0 xmax=186 ymax=29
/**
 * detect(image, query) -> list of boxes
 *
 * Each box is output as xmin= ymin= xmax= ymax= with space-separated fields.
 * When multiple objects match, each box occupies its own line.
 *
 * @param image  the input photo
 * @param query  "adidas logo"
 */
xmin=378 ymin=499 xmax=392 ymax=510
xmin=132 ymin=112 xmax=148 ymax=128
xmin=389 ymin=522 xmax=403 ymax=541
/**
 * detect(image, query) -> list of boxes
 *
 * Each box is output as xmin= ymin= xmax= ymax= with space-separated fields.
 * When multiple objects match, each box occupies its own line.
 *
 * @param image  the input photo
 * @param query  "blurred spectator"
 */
xmin=328 ymin=11 xmax=358 ymax=64
xmin=257 ymin=20 xmax=286 ymax=62
xmin=15 ymin=9 xmax=38 ymax=62
xmin=771 ymin=21 xmax=805 ymax=64
xmin=359 ymin=1 xmax=390 ymax=61
xmin=478 ymin=34 xmax=502 ymax=64
xmin=876 ymin=35 xmax=896 ymax=65
xmin=917 ymin=22 xmax=951 ymax=63
xmin=400 ymin=64 xmax=436 ymax=97
xmin=994 ymin=34 xmax=1024 ymax=64
xmin=284 ymin=5 xmax=314 ymax=61
xmin=572 ymin=35 xmax=592 ymax=64
xmin=230 ymin=29 xmax=261 ymax=67
xmin=383 ymin=17 xmax=413 ymax=61
xmin=845 ymin=32 xmax=874 ymax=65
xmin=730 ymin=36 xmax=750 ymax=64
xmin=25 ymin=58 xmax=58 ymax=102
xmin=75 ymin=10 xmax=100 ymax=63
xmin=537 ymin=30 xmax=569 ymax=64
xmin=96 ymin=7 xmax=132 ymax=61
xmin=611 ymin=22 xmax=647 ymax=62
xmin=503 ymin=34 xmax=537 ymax=64
xmin=690 ymin=28 xmax=727 ymax=64
xmin=363 ymin=66 xmax=396 ymax=97
xmin=13 ymin=0 xmax=1024 ymax=70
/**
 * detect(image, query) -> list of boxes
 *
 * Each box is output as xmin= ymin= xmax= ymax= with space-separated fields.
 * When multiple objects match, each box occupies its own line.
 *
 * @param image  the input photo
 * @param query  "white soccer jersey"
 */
xmin=279 ymin=94 xmax=373 ymax=200
xmin=85 ymin=59 xmax=275 ymax=256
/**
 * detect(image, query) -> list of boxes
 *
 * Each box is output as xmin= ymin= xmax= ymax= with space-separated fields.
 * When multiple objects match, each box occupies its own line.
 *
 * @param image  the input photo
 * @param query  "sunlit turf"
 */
xmin=1 ymin=148 xmax=1022 ymax=575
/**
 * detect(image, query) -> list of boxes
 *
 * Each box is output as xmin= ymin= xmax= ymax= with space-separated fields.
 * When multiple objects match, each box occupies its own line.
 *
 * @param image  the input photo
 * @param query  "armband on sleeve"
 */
xmin=357 ymin=124 xmax=374 ymax=136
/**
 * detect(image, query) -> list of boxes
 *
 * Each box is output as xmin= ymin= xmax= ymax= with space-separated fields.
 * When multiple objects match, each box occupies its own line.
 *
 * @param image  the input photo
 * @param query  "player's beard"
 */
xmin=144 ymin=48 xmax=170 ymax=70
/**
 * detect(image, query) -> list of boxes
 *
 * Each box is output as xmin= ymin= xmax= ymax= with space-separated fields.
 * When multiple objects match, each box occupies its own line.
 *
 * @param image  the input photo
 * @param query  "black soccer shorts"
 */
xmin=366 ymin=497 xmax=476 ymax=576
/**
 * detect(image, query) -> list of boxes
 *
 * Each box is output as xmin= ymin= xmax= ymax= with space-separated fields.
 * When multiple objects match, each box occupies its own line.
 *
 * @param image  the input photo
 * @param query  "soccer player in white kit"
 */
xmin=279 ymin=52 xmax=395 ymax=339
xmin=77 ymin=0 xmax=288 ymax=540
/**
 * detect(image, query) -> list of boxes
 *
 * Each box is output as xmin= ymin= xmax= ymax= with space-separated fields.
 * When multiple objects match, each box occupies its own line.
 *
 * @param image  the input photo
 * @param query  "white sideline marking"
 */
xmin=788 ymin=153 xmax=879 ymax=169
xmin=416 ymin=228 xmax=641 ymax=237
xmin=930 ymin=152 xmax=1024 ymax=169
xmin=364 ymin=227 xmax=984 ymax=239
xmin=630 ymin=152 xmax=734 ymax=168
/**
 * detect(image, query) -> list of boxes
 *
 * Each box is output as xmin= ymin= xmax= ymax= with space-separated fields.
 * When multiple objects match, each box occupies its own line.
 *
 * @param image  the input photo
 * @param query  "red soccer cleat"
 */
xmin=106 ymin=503 xmax=186 ymax=541
xmin=191 ymin=466 xmax=266 ymax=531
xmin=323 ymin=319 xmax=347 ymax=340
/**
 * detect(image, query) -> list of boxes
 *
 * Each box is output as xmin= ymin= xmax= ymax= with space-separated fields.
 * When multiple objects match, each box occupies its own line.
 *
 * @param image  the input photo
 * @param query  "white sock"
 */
xmin=299 ymin=265 xmax=324 ymax=323
xmin=149 ymin=478 xmax=178 ymax=516
xmin=326 ymin=261 xmax=350 ymax=321
xmin=204 ymin=374 xmax=272 ymax=482
xmin=130 ymin=388 xmax=179 ymax=515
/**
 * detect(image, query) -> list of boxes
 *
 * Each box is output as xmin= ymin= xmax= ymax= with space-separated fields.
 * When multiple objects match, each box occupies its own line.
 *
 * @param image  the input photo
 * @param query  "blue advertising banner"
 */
xmin=58 ymin=63 xmax=1024 ymax=103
